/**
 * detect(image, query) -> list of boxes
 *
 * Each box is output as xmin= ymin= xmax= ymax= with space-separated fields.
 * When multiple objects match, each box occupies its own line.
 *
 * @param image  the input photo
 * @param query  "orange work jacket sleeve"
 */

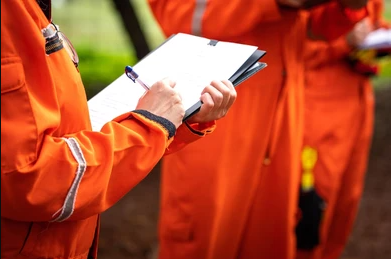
xmin=1 ymin=0 xmax=214 ymax=223
xmin=166 ymin=121 xmax=216 ymax=155
xmin=370 ymin=0 xmax=389 ymax=27
xmin=149 ymin=0 xmax=367 ymax=42
xmin=305 ymin=0 xmax=388 ymax=69
xmin=309 ymin=1 xmax=369 ymax=41
xmin=148 ymin=0 xmax=282 ymax=39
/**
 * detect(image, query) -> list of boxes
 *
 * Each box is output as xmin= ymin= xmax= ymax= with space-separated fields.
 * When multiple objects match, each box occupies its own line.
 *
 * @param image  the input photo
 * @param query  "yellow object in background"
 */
xmin=301 ymin=146 xmax=318 ymax=192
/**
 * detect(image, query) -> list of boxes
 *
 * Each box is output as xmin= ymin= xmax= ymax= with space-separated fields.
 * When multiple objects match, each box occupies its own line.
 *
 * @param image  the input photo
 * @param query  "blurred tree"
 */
xmin=111 ymin=0 xmax=150 ymax=60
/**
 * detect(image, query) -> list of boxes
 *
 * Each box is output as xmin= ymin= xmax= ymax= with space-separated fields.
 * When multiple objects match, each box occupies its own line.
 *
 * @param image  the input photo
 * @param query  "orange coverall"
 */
xmin=148 ymin=1 xmax=368 ymax=259
xmin=296 ymin=1 xmax=386 ymax=259
xmin=1 ymin=1 xmax=216 ymax=258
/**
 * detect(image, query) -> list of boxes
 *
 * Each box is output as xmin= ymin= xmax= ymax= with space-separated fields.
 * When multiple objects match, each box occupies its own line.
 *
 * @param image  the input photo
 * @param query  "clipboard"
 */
xmin=88 ymin=33 xmax=267 ymax=131
xmin=184 ymin=47 xmax=266 ymax=119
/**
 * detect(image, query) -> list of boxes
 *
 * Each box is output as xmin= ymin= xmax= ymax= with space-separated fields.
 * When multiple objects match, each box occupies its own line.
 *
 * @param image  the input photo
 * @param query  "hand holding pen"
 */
xmin=125 ymin=65 xmax=185 ymax=129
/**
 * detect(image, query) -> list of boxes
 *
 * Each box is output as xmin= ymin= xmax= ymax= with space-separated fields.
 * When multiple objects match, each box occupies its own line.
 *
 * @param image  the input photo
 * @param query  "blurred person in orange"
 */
xmin=296 ymin=1 xmax=389 ymax=259
xmin=148 ymin=0 xmax=369 ymax=259
xmin=1 ymin=0 xmax=238 ymax=258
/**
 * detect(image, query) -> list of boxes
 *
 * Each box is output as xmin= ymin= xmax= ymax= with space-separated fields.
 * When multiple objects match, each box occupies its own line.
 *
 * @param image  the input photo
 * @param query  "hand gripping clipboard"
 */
xmin=184 ymin=38 xmax=267 ymax=120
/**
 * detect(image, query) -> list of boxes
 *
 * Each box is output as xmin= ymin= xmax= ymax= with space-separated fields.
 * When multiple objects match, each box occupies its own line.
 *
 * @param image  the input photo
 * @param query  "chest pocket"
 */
xmin=1 ymin=57 xmax=38 ymax=173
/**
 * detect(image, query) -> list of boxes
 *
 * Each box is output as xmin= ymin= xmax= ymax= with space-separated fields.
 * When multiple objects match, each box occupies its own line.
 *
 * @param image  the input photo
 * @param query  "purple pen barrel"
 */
xmin=124 ymin=65 xmax=150 ymax=91
xmin=125 ymin=65 xmax=138 ymax=82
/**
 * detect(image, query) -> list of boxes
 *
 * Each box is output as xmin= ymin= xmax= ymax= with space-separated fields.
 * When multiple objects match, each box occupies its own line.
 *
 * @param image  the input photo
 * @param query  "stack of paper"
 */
xmin=359 ymin=28 xmax=391 ymax=50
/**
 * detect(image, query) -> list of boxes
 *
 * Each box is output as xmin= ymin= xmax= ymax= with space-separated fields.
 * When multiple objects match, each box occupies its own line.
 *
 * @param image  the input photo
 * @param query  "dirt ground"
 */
xmin=98 ymin=85 xmax=391 ymax=259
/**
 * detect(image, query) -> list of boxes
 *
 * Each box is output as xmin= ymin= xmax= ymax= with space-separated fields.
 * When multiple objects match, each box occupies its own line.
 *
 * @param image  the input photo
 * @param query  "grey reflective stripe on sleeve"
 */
xmin=191 ymin=0 xmax=208 ymax=36
xmin=51 ymin=137 xmax=87 ymax=222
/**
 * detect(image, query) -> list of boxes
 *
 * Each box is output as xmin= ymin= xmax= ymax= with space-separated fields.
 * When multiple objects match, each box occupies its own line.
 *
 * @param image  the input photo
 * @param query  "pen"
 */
xmin=125 ymin=65 xmax=150 ymax=91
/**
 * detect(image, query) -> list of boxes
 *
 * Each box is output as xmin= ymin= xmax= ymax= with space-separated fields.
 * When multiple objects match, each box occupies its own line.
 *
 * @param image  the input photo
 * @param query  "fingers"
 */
xmin=199 ymin=92 xmax=214 ymax=113
xmin=202 ymin=84 xmax=224 ymax=108
xmin=220 ymin=79 xmax=237 ymax=108
xmin=202 ymin=79 xmax=236 ymax=109
xmin=200 ymin=79 xmax=236 ymax=118
xmin=146 ymin=78 xmax=237 ymax=124
xmin=151 ymin=77 xmax=177 ymax=90
xmin=165 ymin=78 xmax=177 ymax=88
xmin=137 ymin=77 xmax=184 ymax=128
xmin=163 ymin=78 xmax=182 ymax=101
xmin=183 ymin=79 xmax=237 ymax=123
xmin=149 ymin=78 xmax=181 ymax=102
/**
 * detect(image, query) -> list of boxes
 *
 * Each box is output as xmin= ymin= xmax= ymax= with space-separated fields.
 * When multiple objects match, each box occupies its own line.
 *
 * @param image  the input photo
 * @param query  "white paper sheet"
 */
xmin=88 ymin=33 xmax=258 ymax=131
xmin=359 ymin=28 xmax=391 ymax=50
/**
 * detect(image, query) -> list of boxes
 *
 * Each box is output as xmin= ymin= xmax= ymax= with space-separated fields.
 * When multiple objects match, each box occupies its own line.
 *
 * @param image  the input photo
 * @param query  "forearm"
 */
xmin=308 ymin=1 xmax=368 ymax=41
xmin=1 ymin=112 xmax=173 ymax=222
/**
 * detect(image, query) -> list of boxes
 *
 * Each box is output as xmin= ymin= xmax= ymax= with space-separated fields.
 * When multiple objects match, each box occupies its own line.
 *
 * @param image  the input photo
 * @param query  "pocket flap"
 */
xmin=1 ymin=57 xmax=25 ymax=94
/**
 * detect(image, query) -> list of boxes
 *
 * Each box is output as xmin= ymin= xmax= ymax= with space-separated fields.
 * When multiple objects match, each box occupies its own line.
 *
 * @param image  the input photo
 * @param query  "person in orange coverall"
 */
xmin=1 ymin=1 xmax=238 ymax=258
xmin=147 ymin=0 xmax=369 ymax=259
xmin=296 ymin=1 xmax=388 ymax=259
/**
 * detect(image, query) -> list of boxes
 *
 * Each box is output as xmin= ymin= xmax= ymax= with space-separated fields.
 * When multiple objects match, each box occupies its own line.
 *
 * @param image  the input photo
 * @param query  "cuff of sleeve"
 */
xmin=163 ymin=121 xmax=216 ymax=154
xmin=113 ymin=110 xmax=176 ymax=140
xmin=171 ymin=121 xmax=216 ymax=144
xmin=184 ymin=121 xmax=216 ymax=136
xmin=131 ymin=110 xmax=176 ymax=139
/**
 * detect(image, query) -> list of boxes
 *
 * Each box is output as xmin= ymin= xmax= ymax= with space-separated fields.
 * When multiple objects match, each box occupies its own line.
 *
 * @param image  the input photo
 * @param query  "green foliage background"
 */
xmin=52 ymin=0 xmax=165 ymax=99
xmin=53 ymin=0 xmax=390 ymax=100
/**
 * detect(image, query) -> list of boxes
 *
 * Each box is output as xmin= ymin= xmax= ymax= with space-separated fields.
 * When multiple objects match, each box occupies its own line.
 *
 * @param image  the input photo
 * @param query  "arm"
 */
xmin=148 ymin=0 xmax=282 ymax=39
xmin=306 ymin=0 xmax=388 ymax=69
xmin=370 ymin=0 xmax=388 ymax=28
xmin=308 ymin=0 xmax=369 ymax=41
xmin=1 ymin=0 xmax=236 ymax=223
xmin=1 ymin=101 xmax=178 ymax=223
xmin=1 ymin=75 xmax=230 ymax=223
xmin=0 ymin=77 xmax=218 ymax=223
xmin=0 ymin=0 xmax=183 ymax=223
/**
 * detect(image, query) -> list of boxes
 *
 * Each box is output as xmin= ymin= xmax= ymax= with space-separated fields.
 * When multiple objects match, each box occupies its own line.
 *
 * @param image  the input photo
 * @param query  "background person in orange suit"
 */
xmin=296 ymin=1 xmax=389 ymax=259
xmin=147 ymin=0 xmax=369 ymax=259
xmin=1 ymin=1 xmax=238 ymax=258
